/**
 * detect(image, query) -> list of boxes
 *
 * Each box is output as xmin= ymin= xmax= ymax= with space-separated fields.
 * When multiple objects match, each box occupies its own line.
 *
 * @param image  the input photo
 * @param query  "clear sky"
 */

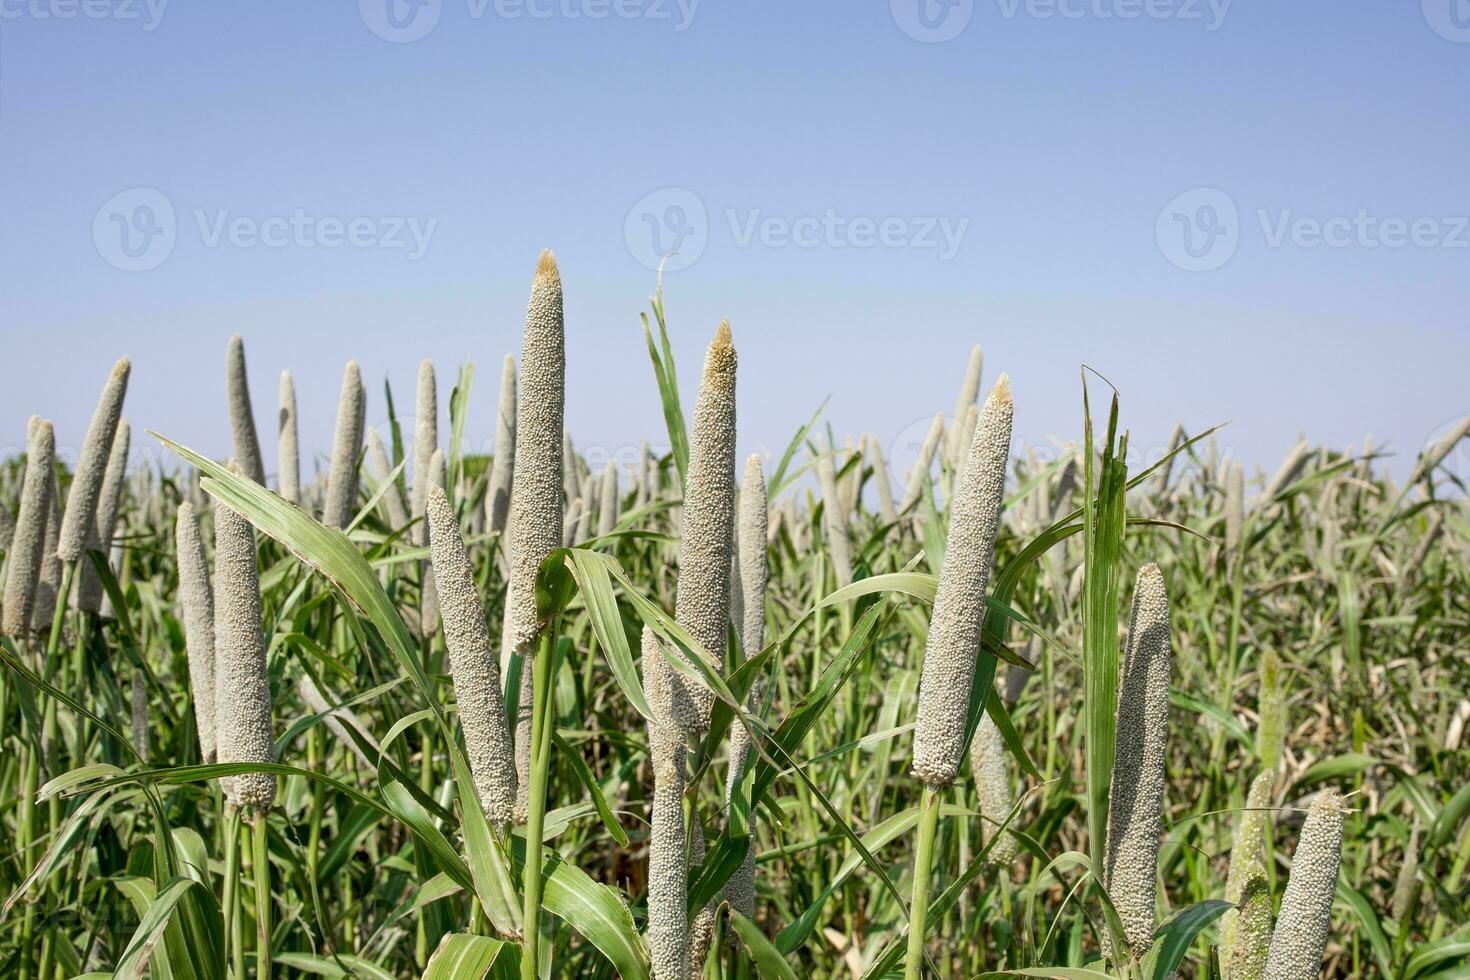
xmin=2 ymin=1 xmax=1467 ymax=488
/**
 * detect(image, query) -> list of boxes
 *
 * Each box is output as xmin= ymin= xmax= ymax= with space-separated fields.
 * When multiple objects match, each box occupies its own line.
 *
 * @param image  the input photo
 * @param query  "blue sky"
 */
xmin=2 ymin=1 xmax=1467 ymax=487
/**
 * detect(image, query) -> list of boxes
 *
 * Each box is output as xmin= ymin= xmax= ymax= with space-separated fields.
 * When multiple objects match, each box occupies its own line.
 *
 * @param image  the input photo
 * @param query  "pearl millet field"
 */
xmin=1 ymin=252 xmax=1466 ymax=979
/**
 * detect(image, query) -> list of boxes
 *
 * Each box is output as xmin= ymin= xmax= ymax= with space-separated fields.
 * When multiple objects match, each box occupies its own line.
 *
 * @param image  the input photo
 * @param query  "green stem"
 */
xmin=520 ymin=628 xmax=557 ymax=980
xmin=253 ymin=815 xmax=271 ymax=980
xmin=904 ymin=784 xmax=942 ymax=980
xmin=44 ymin=560 xmax=77 ymax=665
xmin=222 ymin=807 xmax=243 ymax=980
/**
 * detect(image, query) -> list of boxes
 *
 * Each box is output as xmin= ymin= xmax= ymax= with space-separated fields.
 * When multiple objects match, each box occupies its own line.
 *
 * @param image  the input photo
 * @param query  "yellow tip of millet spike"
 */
xmin=991 ymin=372 xmax=1012 ymax=405
xmin=713 ymin=318 xmax=732 ymax=348
xmin=536 ymin=249 xmax=558 ymax=278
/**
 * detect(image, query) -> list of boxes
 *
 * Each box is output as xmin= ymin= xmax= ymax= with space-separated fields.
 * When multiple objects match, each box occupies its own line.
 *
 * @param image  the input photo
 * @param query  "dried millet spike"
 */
xmin=815 ymin=439 xmax=853 ymax=588
xmin=213 ymin=495 xmax=276 ymax=812
xmin=278 ymin=370 xmax=301 ymax=504
xmin=969 ymin=711 xmax=1018 ymax=866
xmin=946 ymin=344 xmax=984 ymax=466
xmin=427 ymin=485 xmax=517 ymax=828
xmin=1263 ymin=791 xmax=1347 ymax=980
xmin=900 ymin=412 xmax=946 ymax=514
xmin=1411 ymin=413 xmax=1470 ymax=487
xmin=176 ymin=501 xmax=218 ymax=762
xmin=911 ymin=376 xmax=1013 ymax=788
xmin=670 ymin=320 xmax=737 ymax=736
xmin=410 ymin=359 xmax=438 ymax=546
xmin=562 ymin=429 xmax=579 ymax=508
xmin=2 ymin=420 xmax=55 ymax=637
xmin=1262 ymin=439 xmax=1310 ymax=502
xmin=226 ymin=335 xmax=266 ymax=485
xmin=58 ymin=356 xmax=131 ymax=562
xmin=575 ymin=471 xmax=596 ymax=544
xmin=597 ymin=461 xmax=619 ymax=537
xmin=366 ymin=427 xmax=409 ymax=530
xmin=1102 ymin=561 xmax=1173 ymax=959
xmin=955 ymin=403 xmax=979 ymax=483
xmin=485 ymin=353 xmax=517 ymax=535
xmin=419 ymin=449 xmax=447 ymax=638
xmin=322 ymin=360 xmax=366 ymax=530
xmin=1225 ymin=459 xmax=1245 ymax=555
xmin=30 ymin=459 xmax=62 ymax=633
xmin=643 ymin=626 xmax=690 ymax=980
xmin=634 ymin=442 xmax=651 ymax=512
xmin=865 ymin=434 xmax=899 ymax=527
xmin=507 ymin=252 xmax=566 ymax=823
xmin=77 ymin=419 xmax=131 ymax=612
xmin=505 ymin=251 xmax=566 ymax=657
xmin=723 ymin=454 xmax=768 ymax=938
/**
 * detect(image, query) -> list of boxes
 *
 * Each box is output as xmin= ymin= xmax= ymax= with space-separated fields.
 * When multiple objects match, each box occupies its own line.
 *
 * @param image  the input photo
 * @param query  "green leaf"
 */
xmin=113 ymin=877 xmax=216 ymax=980
xmin=1405 ymin=925 xmax=1470 ymax=979
xmin=974 ymin=970 xmax=1115 ymax=979
xmin=153 ymin=436 xmax=526 ymax=938
xmin=640 ymin=286 xmax=689 ymax=488
xmin=512 ymin=840 xmax=650 ymax=980
xmin=552 ymin=729 xmax=629 ymax=848
xmin=1430 ymin=781 xmax=1470 ymax=848
xmin=1143 ymin=899 xmax=1233 ymax=980
xmin=1170 ymin=689 xmax=1252 ymax=747
xmin=564 ymin=547 xmax=652 ymax=721
xmin=767 ymin=397 xmax=829 ymax=500
xmin=776 ymin=803 xmax=973 ymax=954
xmin=421 ymin=933 xmax=520 ymax=980
xmin=1080 ymin=380 xmax=1128 ymax=885
xmin=817 ymin=571 xmax=936 ymax=607
xmin=1336 ymin=881 xmax=1393 ymax=977
xmin=1292 ymin=753 xmax=1378 ymax=793
xmin=729 ymin=911 xmax=798 ymax=980
xmin=274 ymin=952 xmax=398 ymax=980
